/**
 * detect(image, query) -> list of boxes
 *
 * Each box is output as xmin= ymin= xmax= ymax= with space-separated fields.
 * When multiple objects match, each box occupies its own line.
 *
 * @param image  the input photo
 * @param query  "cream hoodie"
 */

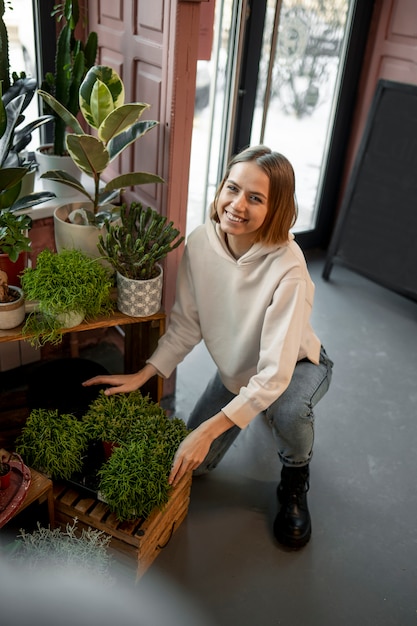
xmin=148 ymin=217 xmax=321 ymax=429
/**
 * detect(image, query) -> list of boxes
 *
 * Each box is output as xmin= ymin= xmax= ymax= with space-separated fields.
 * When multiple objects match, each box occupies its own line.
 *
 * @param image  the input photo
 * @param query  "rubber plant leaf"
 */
xmin=0 ymin=167 xmax=28 ymax=191
xmin=0 ymin=184 xmax=21 ymax=210
xmin=89 ymin=79 xmax=115 ymax=129
xmin=0 ymin=94 xmax=26 ymax=167
xmin=66 ymin=134 xmax=110 ymax=176
xmin=11 ymin=191 xmax=56 ymax=212
xmin=107 ymin=120 xmax=159 ymax=162
xmin=79 ymin=66 xmax=124 ymax=128
xmin=13 ymin=115 xmax=54 ymax=154
xmin=37 ymin=90 xmax=84 ymax=135
xmin=98 ymin=103 xmax=150 ymax=144
xmin=104 ymin=172 xmax=164 ymax=193
xmin=40 ymin=170 xmax=93 ymax=202
xmin=0 ymin=85 xmax=7 ymax=139
xmin=97 ymin=189 xmax=121 ymax=206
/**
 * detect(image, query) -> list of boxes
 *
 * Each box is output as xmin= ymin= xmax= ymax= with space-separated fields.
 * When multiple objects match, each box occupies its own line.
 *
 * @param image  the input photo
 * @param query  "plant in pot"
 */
xmin=20 ymin=247 xmax=114 ymax=347
xmin=37 ymin=64 xmax=164 ymax=258
xmin=15 ymin=408 xmax=90 ymax=479
xmin=1 ymin=77 xmax=54 ymax=191
xmin=36 ymin=0 xmax=98 ymax=196
xmin=0 ymin=184 xmax=55 ymax=287
xmin=0 ymin=84 xmax=56 ymax=285
xmin=0 ymin=198 xmax=32 ymax=286
xmin=98 ymin=202 xmax=184 ymax=317
xmin=0 ymin=1 xmax=55 ymax=191
xmin=82 ymin=390 xmax=191 ymax=521
xmin=0 ymin=268 xmax=25 ymax=329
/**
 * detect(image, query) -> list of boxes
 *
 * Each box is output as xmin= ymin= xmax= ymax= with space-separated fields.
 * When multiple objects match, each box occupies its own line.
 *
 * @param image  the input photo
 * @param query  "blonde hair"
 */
xmin=210 ymin=145 xmax=298 ymax=245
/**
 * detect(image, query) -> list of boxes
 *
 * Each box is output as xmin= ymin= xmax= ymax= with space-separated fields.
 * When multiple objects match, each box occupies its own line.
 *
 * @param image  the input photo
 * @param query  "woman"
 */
xmin=83 ymin=145 xmax=333 ymax=549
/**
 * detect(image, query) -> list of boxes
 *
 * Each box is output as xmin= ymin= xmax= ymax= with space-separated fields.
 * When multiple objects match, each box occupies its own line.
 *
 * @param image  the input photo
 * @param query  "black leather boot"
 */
xmin=273 ymin=464 xmax=311 ymax=549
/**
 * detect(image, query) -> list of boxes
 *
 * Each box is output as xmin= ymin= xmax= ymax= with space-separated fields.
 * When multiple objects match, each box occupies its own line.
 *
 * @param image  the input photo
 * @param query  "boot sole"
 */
xmin=273 ymin=523 xmax=312 ymax=550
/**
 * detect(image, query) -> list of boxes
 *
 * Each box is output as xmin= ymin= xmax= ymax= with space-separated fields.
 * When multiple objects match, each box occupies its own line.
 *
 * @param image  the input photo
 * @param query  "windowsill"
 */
xmin=25 ymin=173 xmax=97 ymax=221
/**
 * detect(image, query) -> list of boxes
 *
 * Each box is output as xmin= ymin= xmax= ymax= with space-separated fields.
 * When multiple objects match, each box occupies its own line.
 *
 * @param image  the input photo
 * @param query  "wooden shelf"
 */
xmin=0 ymin=309 xmax=165 ymax=344
xmin=0 ymin=309 xmax=166 ymax=403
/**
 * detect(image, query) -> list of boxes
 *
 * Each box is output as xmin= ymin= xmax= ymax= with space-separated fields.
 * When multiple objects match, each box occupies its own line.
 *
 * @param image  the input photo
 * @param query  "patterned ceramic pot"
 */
xmin=116 ymin=266 xmax=163 ymax=317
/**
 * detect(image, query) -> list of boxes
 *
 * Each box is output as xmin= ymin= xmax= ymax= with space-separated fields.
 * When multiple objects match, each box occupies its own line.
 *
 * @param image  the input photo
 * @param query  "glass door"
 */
xmin=187 ymin=0 xmax=374 ymax=247
xmin=251 ymin=0 xmax=350 ymax=232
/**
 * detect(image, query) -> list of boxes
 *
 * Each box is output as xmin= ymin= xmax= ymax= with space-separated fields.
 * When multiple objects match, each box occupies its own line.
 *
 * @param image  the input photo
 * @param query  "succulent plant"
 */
xmin=98 ymin=202 xmax=184 ymax=280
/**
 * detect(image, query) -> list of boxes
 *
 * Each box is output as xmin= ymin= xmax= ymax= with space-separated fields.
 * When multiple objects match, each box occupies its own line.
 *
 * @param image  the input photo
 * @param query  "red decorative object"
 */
xmin=0 ymin=453 xmax=31 ymax=528
xmin=0 ymin=463 xmax=11 ymax=489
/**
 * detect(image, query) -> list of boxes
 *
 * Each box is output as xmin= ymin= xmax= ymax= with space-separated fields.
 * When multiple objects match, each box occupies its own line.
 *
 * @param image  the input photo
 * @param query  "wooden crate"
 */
xmin=53 ymin=471 xmax=192 ymax=579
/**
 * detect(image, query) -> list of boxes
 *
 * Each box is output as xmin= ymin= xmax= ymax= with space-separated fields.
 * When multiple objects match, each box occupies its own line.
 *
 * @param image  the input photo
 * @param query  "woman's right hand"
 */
xmin=82 ymin=363 xmax=158 ymax=396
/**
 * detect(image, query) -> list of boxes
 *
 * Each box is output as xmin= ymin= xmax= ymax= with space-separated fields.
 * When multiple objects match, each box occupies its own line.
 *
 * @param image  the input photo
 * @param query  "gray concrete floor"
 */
xmin=144 ymin=250 xmax=417 ymax=626
xmin=2 ymin=251 xmax=416 ymax=625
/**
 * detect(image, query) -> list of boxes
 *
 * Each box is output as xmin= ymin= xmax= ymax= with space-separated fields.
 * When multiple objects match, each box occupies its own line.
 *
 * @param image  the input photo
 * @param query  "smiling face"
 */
xmin=216 ymin=161 xmax=270 ymax=256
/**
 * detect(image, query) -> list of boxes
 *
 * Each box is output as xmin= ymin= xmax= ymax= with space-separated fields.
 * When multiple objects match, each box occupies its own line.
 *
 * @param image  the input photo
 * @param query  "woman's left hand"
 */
xmin=169 ymin=427 xmax=213 ymax=486
xmin=169 ymin=411 xmax=236 ymax=486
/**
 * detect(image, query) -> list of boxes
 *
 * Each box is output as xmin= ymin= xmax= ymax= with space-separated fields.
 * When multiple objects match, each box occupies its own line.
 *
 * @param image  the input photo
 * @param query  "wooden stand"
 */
xmin=21 ymin=468 xmax=55 ymax=528
xmin=53 ymin=471 xmax=192 ymax=579
xmin=0 ymin=310 xmax=165 ymax=402
xmin=0 ymin=310 xmax=166 ymax=449
xmin=0 ymin=449 xmax=54 ymax=529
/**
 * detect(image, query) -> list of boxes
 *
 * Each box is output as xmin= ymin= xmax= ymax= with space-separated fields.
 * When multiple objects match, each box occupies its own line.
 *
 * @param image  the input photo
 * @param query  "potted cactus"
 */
xmin=35 ymin=0 xmax=98 ymax=196
xmin=98 ymin=202 xmax=184 ymax=316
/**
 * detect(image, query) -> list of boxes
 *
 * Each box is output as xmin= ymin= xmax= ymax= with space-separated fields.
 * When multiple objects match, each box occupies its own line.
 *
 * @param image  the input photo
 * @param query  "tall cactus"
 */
xmin=41 ymin=0 xmax=98 ymax=156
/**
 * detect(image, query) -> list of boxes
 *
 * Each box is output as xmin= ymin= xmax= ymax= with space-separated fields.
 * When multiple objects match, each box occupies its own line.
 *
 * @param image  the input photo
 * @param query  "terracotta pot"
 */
xmin=35 ymin=145 xmax=82 ymax=197
xmin=102 ymin=441 xmax=119 ymax=460
xmin=116 ymin=265 xmax=163 ymax=317
xmin=0 ymin=286 xmax=25 ymax=330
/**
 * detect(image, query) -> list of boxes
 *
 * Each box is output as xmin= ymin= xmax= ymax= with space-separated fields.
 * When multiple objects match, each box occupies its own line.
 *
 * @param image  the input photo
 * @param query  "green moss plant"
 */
xmin=82 ymin=389 xmax=171 ymax=443
xmin=20 ymin=248 xmax=114 ymax=346
xmin=15 ymin=409 xmax=89 ymax=479
xmin=84 ymin=390 xmax=190 ymax=521
xmin=17 ymin=389 xmax=190 ymax=523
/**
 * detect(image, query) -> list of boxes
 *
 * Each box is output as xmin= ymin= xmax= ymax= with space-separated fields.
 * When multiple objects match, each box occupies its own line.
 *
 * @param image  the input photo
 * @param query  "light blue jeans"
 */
xmin=187 ymin=346 xmax=334 ymax=471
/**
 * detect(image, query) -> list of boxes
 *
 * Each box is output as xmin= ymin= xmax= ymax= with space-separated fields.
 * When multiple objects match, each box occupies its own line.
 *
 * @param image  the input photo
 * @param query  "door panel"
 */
xmin=88 ymin=0 xmax=168 ymax=213
xmin=88 ymin=0 xmax=203 ymax=324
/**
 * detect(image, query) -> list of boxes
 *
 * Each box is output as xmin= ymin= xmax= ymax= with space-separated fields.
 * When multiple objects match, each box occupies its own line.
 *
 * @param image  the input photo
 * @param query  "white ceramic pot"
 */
xmin=54 ymin=202 xmax=103 ymax=259
xmin=36 ymin=145 xmax=82 ymax=197
xmin=18 ymin=169 xmax=36 ymax=198
xmin=54 ymin=310 xmax=85 ymax=329
xmin=116 ymin=266 xmax=163 ymax=317
xmin=0 ymin=287 xmax=25 ymax=330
